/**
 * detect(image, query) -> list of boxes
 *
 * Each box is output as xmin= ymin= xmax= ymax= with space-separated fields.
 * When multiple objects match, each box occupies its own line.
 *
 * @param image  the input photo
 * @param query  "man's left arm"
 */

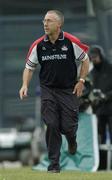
xmin=73 ymin=56 xmax=89 ymax=97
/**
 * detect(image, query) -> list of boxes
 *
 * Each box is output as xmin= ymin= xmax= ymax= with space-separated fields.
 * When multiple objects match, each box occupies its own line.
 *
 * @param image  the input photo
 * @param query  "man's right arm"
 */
xmin=19 ymin=68 xmax=34 ymax=100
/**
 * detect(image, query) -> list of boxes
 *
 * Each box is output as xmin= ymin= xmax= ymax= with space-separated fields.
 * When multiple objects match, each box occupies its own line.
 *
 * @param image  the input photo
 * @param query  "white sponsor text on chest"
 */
xmin=42 ymin=54 xmax=67 ymax=61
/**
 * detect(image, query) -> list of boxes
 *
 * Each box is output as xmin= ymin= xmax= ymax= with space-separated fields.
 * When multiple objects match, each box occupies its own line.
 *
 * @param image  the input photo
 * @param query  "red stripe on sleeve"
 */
xmin=26 ymin=35 xmax=45 ymax=61
xmin=64 ymin=32 xmax=89 ymax=52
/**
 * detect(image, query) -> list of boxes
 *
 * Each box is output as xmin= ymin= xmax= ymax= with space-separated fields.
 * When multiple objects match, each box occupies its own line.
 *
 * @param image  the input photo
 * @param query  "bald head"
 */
xmin=46 ymin=10 xmax=64 ymax=27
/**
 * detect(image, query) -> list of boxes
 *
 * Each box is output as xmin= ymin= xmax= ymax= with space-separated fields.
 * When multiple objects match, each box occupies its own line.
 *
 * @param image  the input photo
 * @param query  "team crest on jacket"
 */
xmin=42 ymin=46 xmax=46 ymax=50
xmin=61 ymin=45 xmax=68 ymax=51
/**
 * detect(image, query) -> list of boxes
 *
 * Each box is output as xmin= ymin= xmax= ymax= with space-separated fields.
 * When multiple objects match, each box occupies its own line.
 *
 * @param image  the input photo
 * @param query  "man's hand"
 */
xmin=19 ymin=68 xmax=34 ymax=100
xmin=19 ymin=86 xmax=28 ymax=100
xmin=73 ymin=81 xmax=84 ymax=97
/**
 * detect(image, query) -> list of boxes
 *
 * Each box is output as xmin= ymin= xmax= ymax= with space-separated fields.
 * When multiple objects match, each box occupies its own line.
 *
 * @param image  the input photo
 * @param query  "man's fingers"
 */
xmin=73 ymin=89 xmax=76 ymax=94
xmin=73 ymin=82 xmax=84 ymax=96
xmin=19 ymin=90 xmax=24 ymax=100
xmin=20 ymin=94 xmax=23 ymax=100
xmin=24 ymin=88 xmax=28 ymax=97
xmin=19 ymin=87 xmax=28 ymax=100
xmin=73 ymin=89 xmax=81 ymax=97
xmin=73 ymin=86 xmax=77 ymax=94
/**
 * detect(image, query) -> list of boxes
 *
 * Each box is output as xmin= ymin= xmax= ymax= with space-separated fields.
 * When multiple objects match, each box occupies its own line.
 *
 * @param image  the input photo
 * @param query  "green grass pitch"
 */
xmin=0 ymin=167 xmax=112 ymax=180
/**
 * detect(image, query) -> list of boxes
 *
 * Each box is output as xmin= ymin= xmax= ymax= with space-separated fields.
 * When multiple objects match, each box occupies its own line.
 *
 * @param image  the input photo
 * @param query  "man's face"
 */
xmin=43 ymin=12 xmax=61 ymax=35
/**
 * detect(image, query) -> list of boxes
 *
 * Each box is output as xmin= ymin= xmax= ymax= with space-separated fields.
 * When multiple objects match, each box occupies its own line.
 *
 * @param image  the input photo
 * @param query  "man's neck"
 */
xmin=48 ymin=30 xmax=61 ymax=44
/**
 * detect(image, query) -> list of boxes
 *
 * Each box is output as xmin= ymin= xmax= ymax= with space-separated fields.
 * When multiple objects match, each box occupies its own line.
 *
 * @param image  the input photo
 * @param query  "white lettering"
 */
xmin=41 ymin=54 xmax=67 ymax=61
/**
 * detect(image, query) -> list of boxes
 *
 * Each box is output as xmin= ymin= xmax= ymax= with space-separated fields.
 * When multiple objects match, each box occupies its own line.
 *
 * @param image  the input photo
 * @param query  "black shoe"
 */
xmin=68 ymin=141 xmax=77 ymax=155
xmin=48 ymin=164 xmax=60 ymax=173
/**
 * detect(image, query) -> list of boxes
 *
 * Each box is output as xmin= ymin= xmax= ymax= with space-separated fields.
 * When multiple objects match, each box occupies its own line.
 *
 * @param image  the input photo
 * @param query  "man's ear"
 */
xmin=58 ymin=21 xmax=62 ymax=28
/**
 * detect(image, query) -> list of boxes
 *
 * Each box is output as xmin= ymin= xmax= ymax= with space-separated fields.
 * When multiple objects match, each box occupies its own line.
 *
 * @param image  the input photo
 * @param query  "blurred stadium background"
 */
xmin=0 ymin=0 xmax=112 ymax=169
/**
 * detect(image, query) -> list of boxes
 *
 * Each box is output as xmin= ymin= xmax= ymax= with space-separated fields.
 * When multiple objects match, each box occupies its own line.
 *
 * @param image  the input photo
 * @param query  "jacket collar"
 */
xmin=44 ymin=31 xmax=64 ymax=42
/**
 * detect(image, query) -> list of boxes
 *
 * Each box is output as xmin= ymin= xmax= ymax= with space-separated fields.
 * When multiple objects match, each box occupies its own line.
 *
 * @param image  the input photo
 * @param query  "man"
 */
xmin=89 ymin=45 xmax=112 ymax=169
xmin=19 ymin=10 xmax=89 ymax=173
